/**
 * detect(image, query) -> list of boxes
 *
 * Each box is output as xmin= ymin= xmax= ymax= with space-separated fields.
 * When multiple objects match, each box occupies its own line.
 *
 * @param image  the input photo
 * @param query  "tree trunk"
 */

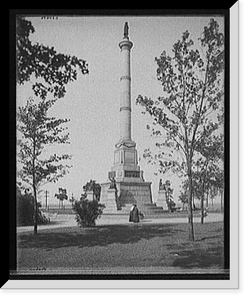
xmin=32 ymin=140 xmax=38 ymax=235
xmin=192 ymin=194 xmax=195 ymax=210
xmin=187 ymin=164 xmax=195 ymax=241
xmin=201 ymin=189 xmax=204 ymax=225
xmin=201 ymin=163 xmax=208 ymax=224
xmin=201 ymin=178 xmax=206 ymax=224
xmin=33 ymin=183 xmax=38 ymax=234
xmin=206 ymin=188 xmax=209 ymax=209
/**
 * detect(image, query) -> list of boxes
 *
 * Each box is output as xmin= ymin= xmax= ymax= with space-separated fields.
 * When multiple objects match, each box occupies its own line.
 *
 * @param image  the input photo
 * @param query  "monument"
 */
xmin=100 ymin=23 xmax=166 ymax=215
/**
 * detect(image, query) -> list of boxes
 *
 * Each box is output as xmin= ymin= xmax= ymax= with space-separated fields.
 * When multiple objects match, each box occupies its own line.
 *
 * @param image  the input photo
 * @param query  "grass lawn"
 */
xmin=17 ymin=222 xmax=225 ymax=274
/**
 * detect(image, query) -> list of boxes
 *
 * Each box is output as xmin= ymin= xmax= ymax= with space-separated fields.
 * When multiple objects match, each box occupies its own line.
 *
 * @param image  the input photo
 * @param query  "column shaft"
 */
xmin=119 ymin=40 xmax=133 ymax=141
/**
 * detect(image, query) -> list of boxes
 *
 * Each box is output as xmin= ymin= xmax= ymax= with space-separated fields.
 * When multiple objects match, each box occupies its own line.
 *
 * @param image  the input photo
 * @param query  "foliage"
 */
xmin=16 ymin=17 xmax=89 ymax=234
xmin=82 ymin=180 xmax=101 ymax=201
xmin=136 ymin=19 xmax=224 ymax=177
xmin=69 ymin=194 xmax=77 ymax=206
xmin=73 ymin=179 xmax=105 ymax=227
xmin=17 ymin=97 xmax=72 ymax=234
xmin=16 ymin=188 xmax=49 ymax=226
xmin=178 ymin=190 xmax=188 ymax=207
xmin=17 ymin=98 xmax=72 ymax=188
xmin=136 ymin=18 xmax=224 ymax=240
xmin=55 ymin=188 xmax=68 ymax=201
xmin=16 ymin=16 xmax=89 ymax=100
xmin=17 ymin=97 xmax=72 ymax=233
xmin=73 ymin=198 xmax=105 ymax=227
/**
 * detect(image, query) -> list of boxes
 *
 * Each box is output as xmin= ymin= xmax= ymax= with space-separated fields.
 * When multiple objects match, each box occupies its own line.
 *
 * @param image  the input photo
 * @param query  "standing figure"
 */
xmin=109 ymin=177 xmax=116 ymax=190
xmin=129 ymin=204 xmax=140 ymax=223
xmin=124 ymin=22 xmax=129 ymax=38
xmin=159 ymin=179 xmax=165 ymax=190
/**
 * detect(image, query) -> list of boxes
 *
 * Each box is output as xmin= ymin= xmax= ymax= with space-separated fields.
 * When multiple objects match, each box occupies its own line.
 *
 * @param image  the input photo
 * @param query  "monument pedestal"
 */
xmin=155 ymin=190 xmax=168 ymax=211
xmin=100 ymin=139 xmax=154 ymax=214
xmin=102 ymin=188 xmax=118 ymax=213
xmin=100 ymin=180 xmax=155 ymax=214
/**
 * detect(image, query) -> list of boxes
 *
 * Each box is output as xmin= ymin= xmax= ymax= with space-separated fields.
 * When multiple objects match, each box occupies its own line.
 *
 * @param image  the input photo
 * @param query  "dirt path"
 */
xmin=17 ymin=213 xmax=223 ymax=233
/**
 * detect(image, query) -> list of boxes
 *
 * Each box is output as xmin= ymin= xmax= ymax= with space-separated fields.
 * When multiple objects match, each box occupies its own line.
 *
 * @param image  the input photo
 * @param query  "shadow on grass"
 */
xmin=17 ymin=222 xmax=225 ymax=270
xmin=18 ymin=223 xmax=186 ymax=250
xmin=171 ymin=246 xmax=224 ymax=269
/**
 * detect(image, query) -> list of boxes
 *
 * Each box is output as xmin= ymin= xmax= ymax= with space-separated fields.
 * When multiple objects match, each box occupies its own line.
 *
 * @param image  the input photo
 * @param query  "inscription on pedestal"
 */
xmin=124 ymin=170 xmax=140 ymax=178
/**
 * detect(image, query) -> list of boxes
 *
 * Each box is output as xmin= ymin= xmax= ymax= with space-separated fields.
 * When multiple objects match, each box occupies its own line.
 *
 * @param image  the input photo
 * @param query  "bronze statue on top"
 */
xmin=124 ymin=22 xmax=129 ymax=38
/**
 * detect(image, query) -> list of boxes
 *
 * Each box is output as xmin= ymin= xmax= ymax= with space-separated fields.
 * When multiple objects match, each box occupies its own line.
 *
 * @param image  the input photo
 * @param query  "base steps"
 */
xmin=116 ymin=202 xmax=168 ymax=215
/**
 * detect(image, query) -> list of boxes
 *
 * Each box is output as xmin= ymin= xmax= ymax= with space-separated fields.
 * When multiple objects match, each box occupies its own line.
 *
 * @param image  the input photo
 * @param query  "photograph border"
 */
xmin=6 ymin=5 xmax=238 ymax=289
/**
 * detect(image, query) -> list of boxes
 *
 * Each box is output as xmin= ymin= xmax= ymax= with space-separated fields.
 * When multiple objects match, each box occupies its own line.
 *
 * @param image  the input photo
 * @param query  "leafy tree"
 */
xmin=16 ymin=186 xmax=49 ymax=226
xmin=69 ymin=193 xmax=76 ymax=207
xmin=136 ymin=19 xmax=224 ymax=241
xmin=178 ymin=189 xmax=188 ymax=210
xmin=82 ymin=179 xmax=101 ymax=201
xmin=194 ymin=130 xmax=224 ymax=223
xmin=16 ymin=17 xmax=89 ymax=234
xmin=178 ymin=179 xmax=194 ymax=210
xmin=207 ymin=164 xmax=224 ymax=209
xmin=17 ymin=98 xmax=72 ymax=233
xmin=55 ymin=187 xmax=68 ymax=208
xmin=16 ymin=16 xmax=88 ymax=100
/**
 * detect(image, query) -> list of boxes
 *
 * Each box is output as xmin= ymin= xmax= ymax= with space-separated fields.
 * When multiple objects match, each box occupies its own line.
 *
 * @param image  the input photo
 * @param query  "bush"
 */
xmin=17 ymin=192 xmax=50 ymax=226
xmin=73 ymin=198 xmax=105 ymax=227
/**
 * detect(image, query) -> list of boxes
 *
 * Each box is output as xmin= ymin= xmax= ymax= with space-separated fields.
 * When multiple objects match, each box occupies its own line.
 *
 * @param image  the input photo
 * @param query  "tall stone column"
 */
xmin=100 ymin=22 xmax=153 ymax=214
xmin=110 ymin=22 xmax=141 ymax=183
xmin=118 ymin=36 xmax=133 ymax=142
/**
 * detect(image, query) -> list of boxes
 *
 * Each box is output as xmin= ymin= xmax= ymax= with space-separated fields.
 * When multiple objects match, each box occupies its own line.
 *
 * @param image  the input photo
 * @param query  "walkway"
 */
xmin=17 ymin=212 xmax=223 ymax=233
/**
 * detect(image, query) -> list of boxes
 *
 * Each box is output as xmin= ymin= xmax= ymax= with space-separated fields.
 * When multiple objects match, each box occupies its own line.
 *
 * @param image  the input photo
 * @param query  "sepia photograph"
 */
xmin=7 ymin=7 xmax=239 ymax=289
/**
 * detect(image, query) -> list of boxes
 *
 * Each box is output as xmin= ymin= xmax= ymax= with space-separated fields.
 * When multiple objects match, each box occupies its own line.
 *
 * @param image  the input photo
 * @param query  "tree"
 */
xmin=194 ymin=132 xmax=224 ymax=223
xmin=55 ymin=188 xmax=68 ymax=209
xmin=16 ymin=186 xmax=49 ymax=226
xmin=73 ymin=180 xmax=105 ymax=227
xmin=16 ymin=17 xmax=89 ymax=234
xmin=136 ymin=19 xmax=224 ymax=241
xmin=16 ymin=16 xmax=88 ymax=100
xmin=178 ymin=188 xmax=188 ymax=211
xmin=69 ymin=193 xmax=76 ymax=207
xmin=82 ymin=180 xmax=101 ymax=201
xmin=17 ymin=98 xmax=72 ymax=234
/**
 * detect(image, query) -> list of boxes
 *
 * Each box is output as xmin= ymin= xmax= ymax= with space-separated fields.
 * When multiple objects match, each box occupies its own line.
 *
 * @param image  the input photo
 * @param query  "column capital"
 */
xmin=119 ymin=39 xmax=133 ymax=50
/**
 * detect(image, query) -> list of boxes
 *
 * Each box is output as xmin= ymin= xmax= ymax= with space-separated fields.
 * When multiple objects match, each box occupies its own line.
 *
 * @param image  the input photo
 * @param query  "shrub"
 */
xmin=73 ymin=198 xmax=105 ymax=227
xmin=17 ymin=192 xmax=50 ymax=226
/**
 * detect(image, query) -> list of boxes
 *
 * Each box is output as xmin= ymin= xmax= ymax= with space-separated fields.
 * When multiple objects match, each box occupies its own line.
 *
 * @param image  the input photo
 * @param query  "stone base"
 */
xmin=118 ymin=181 xmax=152 ymax=208
xmin=155 ymin=190 xmax=168 ymax=211
xmin=101 ymin=188 xmax=118 ymax=214
xmin=100 ymin=181 xmax=156 ymax=214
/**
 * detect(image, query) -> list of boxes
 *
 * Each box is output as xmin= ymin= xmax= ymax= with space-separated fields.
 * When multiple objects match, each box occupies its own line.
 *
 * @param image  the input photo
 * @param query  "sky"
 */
xmin=16 ymin=15 xmax=224 ymax=206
